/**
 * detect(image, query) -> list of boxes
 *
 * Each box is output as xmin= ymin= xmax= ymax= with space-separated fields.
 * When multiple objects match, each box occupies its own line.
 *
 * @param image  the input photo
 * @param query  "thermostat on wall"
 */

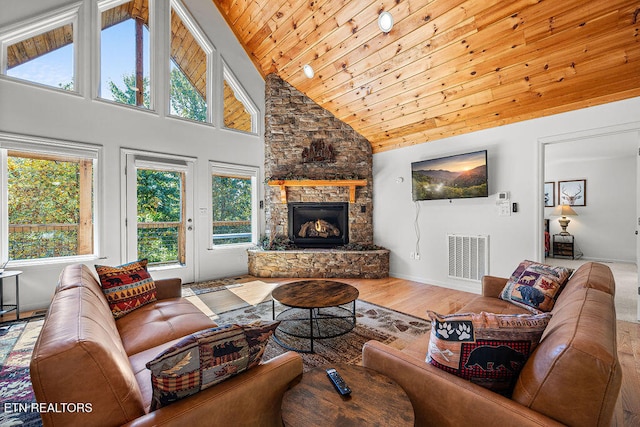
xmin=497 ymin=191 xmax=510 ymax=201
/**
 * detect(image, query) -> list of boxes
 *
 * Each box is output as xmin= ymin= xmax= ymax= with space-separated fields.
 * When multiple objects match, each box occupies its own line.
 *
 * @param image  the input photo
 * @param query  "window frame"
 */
xmin=221 ymin=59 xmax=260 ymax=135
xmin=209 ymin=161 xmax=260 ymax=250
xmin=96 ymin=0 xmax=155 ymax=110
xmin=168 ymin=0 xmax=216 ymax=125
xmin=0 ymin=2 xmax=81 ymax=93
xmin=0 ymin=132 xmax=103 ymax=267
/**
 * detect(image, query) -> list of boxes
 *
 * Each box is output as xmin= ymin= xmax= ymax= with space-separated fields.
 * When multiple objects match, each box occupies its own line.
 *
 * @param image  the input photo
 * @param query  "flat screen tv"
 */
xmin=411 ymin=150 xmax=488 ymax=201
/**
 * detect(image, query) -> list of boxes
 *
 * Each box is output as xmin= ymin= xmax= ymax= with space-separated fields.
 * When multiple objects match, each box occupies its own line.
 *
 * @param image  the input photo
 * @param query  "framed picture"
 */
xmin=544 ymin=182 xmax=555 ymax=207
xmin=558 ymin=179 xmax=586 ymax=206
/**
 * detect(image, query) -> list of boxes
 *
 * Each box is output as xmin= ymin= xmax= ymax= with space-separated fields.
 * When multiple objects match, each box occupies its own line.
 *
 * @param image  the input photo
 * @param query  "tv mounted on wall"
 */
xmin=411 ymin=150 xmax=488 ymax=201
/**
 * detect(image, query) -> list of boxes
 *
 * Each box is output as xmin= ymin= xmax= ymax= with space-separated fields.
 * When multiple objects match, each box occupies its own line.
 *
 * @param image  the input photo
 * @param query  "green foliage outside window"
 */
xmin=136 ymin=169 xmax=182 ymax=264
xmin=212 ymin=175 xmax=252 ymax=245
xmin=8 ymin=156 xmax=83 ymax=260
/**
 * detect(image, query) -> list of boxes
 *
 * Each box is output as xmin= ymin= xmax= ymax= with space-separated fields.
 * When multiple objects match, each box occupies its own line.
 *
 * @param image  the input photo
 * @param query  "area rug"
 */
xmin=214 ymin=299 xmax=431 ymax=372
xmin=183 ymin=274 xmax=257 ymax=296
xmin=0 ymin=318 xmax=45 ymax=427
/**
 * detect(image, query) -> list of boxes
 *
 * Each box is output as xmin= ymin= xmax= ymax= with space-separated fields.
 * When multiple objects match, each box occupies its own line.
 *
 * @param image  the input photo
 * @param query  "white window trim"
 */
xmin=221 ymin=58 xmax=260 ymax=135
xmin=0 ymin=2 xmax=82 ymax=93
xmin=0 ymin=132 xmax=103 ymax=267
xmin=96 ymin=0 xmax=156 ymax=110
xmin=209 ymin=161 xmax=260 ymax=250
xmin=169 ymin=0 xmax=216 ymax=124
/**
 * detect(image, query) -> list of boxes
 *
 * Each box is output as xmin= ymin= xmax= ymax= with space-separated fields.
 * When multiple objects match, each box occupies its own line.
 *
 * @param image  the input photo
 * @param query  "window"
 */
xmin=99 ymin=0 xmax=151 ymax=108
xmin=0 ymin=134 xmax=99 ymax=264
xmin=0 ymin=4 xmax=79 ymax=91
xmin=210 ymin=162 xmax=258 ymax=247
xmin=222 ymin=63 xmax=258 ymax=133
xmin=169 ymin=0 xmax=213 ymax=123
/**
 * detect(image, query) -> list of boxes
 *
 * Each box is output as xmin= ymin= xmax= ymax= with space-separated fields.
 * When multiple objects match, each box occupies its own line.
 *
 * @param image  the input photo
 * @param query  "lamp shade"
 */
xmin=553 ymin=205 xmax=578 ymax=217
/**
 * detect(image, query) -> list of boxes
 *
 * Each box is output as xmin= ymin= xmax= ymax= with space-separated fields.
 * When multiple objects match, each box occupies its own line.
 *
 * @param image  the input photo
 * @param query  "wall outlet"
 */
xmin=410 ymin=252 xmax=421 ymax=260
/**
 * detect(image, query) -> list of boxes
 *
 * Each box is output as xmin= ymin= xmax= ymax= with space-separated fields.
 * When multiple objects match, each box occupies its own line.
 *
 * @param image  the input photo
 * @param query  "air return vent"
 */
xmin=447 ymin=234 xmax=489 ymax=282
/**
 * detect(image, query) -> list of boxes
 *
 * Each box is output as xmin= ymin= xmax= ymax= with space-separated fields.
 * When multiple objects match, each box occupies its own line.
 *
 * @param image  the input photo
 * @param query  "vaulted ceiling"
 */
xmin=212 ymin=0 xmax=640 ymax=153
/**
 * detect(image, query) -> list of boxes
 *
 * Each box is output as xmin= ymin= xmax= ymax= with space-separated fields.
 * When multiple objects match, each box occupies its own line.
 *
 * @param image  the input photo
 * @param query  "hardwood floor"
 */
xmin=259 ymin=275 xmax=640 ymax=427
xmin=4 ymin=275 xmax=639 ymax=425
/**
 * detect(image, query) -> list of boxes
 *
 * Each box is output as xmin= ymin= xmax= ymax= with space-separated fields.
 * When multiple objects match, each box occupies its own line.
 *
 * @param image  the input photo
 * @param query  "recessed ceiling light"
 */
xmin=378 ymin=11 xmax=393 ymax=33
xmin=303 ymin=64 xmax=315 ymax=79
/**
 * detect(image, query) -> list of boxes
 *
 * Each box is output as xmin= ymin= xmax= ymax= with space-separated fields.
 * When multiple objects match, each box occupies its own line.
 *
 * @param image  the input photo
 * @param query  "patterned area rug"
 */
xmin=0 ymin=318 xmax=45 ymax=427
xmin=214 ymin=300 xmax=431 ymax=372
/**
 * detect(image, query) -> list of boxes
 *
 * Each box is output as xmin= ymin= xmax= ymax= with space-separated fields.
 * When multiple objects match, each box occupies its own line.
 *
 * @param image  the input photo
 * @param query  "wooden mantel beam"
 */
xmin=267 ymin=179 xmax=368 ymax=203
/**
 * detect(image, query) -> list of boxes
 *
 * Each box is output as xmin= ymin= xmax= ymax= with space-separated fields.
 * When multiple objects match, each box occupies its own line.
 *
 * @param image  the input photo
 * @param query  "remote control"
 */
xmin=326 ymin=368 xmax=351 ymax=396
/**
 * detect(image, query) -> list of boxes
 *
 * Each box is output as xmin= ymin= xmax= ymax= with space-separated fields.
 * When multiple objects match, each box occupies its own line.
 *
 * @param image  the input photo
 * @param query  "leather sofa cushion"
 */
xmin=460 ymin=296 xmax=530 ymax=315
xmin=512 ymin=287 xmax=621 ymax=426
xmin=558 ymin=261 xmax=615 ymax=300
xmin=117 ymin=298 xmax=216 ymax=356
xmin=30 ymin=286 xmax=146 ymax=427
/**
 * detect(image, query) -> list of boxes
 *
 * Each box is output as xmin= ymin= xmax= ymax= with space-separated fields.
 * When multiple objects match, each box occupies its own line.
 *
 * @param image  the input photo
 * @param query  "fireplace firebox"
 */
xmin=288 ymin=202 xmax=349 ymax=248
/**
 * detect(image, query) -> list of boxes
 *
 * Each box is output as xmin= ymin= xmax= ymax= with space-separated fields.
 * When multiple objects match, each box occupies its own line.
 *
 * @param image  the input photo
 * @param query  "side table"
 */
xmin=281 ymin=363 xmax=414 ymax=426
xmin=552 ymin=234 xmax=582 ymax=259
xmin=0 ymin=270 xmax=23 ymax=321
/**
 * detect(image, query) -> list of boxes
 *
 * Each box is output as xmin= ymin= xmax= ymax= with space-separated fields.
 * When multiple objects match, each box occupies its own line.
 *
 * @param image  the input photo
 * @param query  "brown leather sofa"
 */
xmin=30 ymin=264 xmax=303 ymax=427
xmin=363 ymin=262 xmax=621 ymax=427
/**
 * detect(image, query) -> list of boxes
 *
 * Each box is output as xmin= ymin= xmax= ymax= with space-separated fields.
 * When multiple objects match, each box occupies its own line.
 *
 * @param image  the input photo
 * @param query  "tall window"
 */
xmin=99 ymin=0 xmax=151 ymax=108
xmin=169 ymin=1 xmax=212 ymax=123
xmin=1 ymin=136 xmax=99 ymax=263
xmin=210 ymin=163 xmax=258 ymax=246
xmin=222 ymin=64 xmax=258 ymax=133
xmin=0 ymin=5 xmax=78 ymax=91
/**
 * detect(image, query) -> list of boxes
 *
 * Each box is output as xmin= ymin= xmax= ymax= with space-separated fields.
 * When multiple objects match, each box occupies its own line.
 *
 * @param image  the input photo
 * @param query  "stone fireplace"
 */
xmin=247 ymin=74 xmax=389 ymax=278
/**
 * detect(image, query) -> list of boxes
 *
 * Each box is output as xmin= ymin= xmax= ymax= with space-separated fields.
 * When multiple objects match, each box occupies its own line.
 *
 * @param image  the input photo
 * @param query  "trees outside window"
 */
xmin=4 ymin=150 xmax=95 ymax=261
xmin=211 ymin=163 xmax=258 ymax=246
xmin=99 ymin=0 xmax=151 ymax=108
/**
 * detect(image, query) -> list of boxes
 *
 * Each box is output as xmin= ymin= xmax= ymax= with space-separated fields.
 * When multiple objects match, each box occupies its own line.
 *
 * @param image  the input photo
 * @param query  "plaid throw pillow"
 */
xmin=95 ymin=259 xmax=157 ymax=319
xmin=146 ymin=321 xmax=279 ymax=410
xmin=426 ymin=311 xmax=551 ymax=396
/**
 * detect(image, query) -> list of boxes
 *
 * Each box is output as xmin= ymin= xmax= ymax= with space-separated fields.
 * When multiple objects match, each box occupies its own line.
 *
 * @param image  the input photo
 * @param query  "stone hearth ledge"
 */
xmin=247 ymin=248 xmax=389 ymax=279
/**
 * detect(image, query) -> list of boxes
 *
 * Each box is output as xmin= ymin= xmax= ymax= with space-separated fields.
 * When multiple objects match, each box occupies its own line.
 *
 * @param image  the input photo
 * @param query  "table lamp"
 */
xmin=556 ymin=205 xmax=578 ymax=235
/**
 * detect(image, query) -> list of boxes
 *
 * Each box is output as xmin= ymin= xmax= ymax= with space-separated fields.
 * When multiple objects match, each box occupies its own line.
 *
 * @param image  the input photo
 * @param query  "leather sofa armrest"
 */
xmin=362 ymin=341 xmax=563 ymax=427
xmin=123 ymin=351 xmax=303 ymax=427
xmin=154 ymin=278 xmax=182 ymax=300
xmin=481 ymin=275 xmax=508 ymax=297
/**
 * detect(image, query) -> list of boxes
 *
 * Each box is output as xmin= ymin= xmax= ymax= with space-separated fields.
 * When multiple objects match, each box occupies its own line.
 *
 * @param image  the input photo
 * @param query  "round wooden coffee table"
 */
xmin=271 ymin=280 xmax=359 ymax=353
xmin=281 ymin=363 xmax=415 ymax=426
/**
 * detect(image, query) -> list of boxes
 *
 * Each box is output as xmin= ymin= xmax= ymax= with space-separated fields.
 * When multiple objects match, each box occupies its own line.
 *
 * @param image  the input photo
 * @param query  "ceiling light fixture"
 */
xmin=303 ymin=64 xmax=315 ymax=79
xmin=378 ymin=11 xmax=393 ymax=33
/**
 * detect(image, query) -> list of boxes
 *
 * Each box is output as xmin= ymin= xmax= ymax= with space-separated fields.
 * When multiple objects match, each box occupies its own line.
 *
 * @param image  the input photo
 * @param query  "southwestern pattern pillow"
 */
xmin=426 ymin=311 xmax=551 ymax=396
xmin=146 ymin=321 xmax=279 ymax=410
xmin=95 ymin=259 xmax=157 ymax=319
xmin=500 ymin=261 xmax=573 ymax=313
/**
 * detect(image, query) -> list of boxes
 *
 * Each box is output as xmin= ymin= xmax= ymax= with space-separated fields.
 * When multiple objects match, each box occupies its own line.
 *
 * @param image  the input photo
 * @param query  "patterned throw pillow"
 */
xmin=500 ymin=261 xmax=573 ymax=313
xmin=426 ymin=311 xmax=551 ymax=396
xmin=95 ymin=259 xmax=157 ymax=319
xmin=146 ymin=321 xmax=279 ymax=410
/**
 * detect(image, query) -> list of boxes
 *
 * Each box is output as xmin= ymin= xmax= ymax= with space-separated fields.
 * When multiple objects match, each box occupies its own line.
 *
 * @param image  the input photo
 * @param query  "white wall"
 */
xmin=373 ymin=97 xmax=640 ymax=294
xmin=545 ymin=134 xmax=637 ymax=262
xmin=0 ymin=0 xmax=265 ymax=311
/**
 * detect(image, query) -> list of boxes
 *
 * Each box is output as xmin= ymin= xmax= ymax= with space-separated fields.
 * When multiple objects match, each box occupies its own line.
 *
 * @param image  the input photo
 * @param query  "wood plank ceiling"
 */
xmin=212 ymin=0 xmax=640 ymax=153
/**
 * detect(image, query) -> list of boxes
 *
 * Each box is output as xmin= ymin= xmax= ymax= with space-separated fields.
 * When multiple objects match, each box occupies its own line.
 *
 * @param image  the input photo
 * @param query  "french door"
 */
xmin=124 ymin=151 xmax=195 ymax=283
